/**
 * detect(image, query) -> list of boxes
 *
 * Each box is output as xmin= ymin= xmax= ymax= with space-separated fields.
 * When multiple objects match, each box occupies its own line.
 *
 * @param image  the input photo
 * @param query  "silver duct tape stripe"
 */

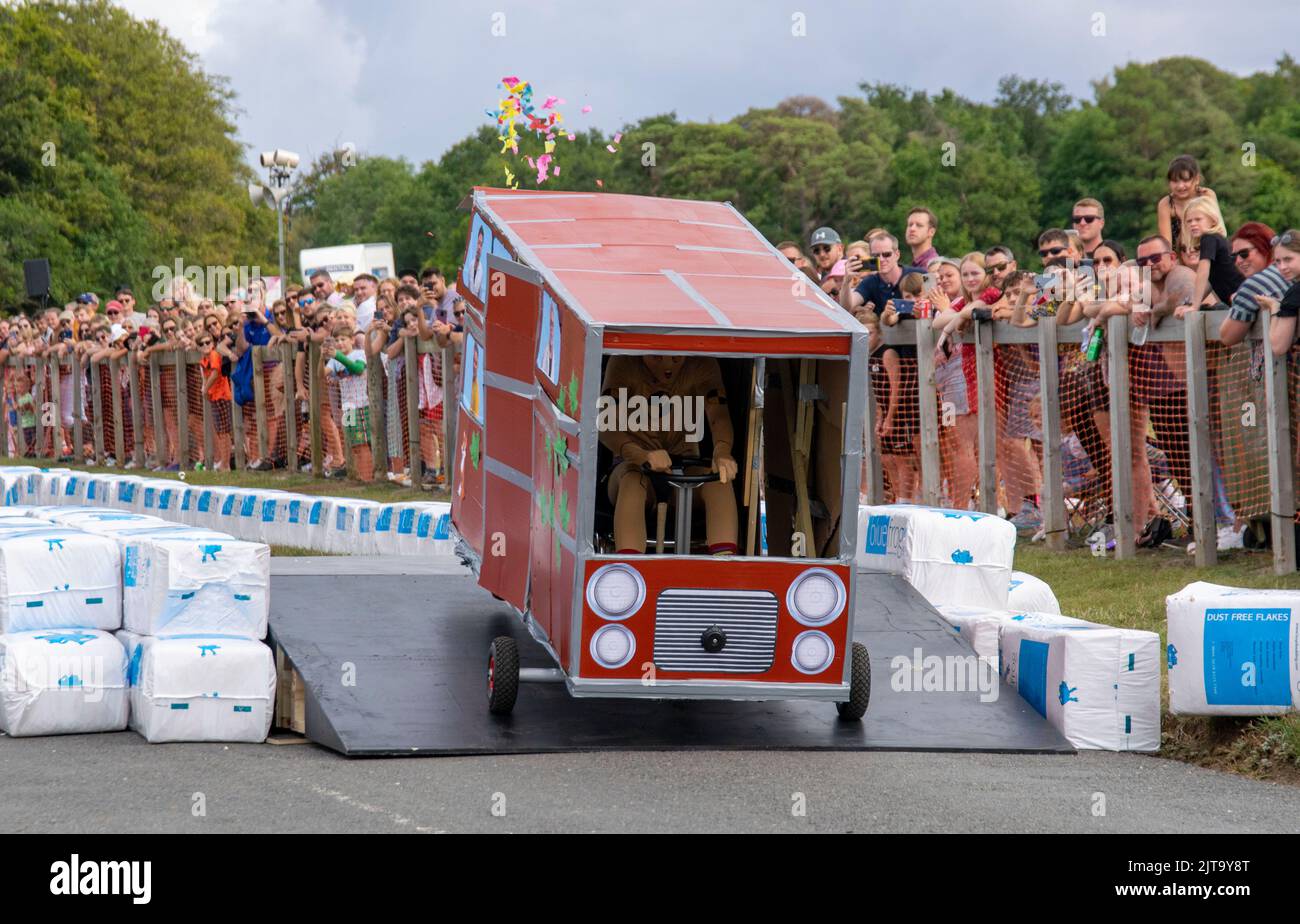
xmin=483 ymin=193 xmax=598 ymax=201
xmin=484 ymin=455 xmax=533 ymax=493
xmin=507 ymin=218 xmax=578 ymax=224
xmin=483 ymin=370 xmax=537 ymax=400
xmin=536 ymin=396 xmax=580 ymax=435
xmin=675 ymin=244 xmax=770 ymax=256
xmin=530 ymin=243 xmax=603 ymax=250
xmin=485 ymin=253 xmax=543 ymax=286
xmin=678 ymin=218 xmax=750 ymax=231
xmin=661 ymin=269 xmax=733 ymax=327
xmin=799 ymin=297 xmax=863 ymax=331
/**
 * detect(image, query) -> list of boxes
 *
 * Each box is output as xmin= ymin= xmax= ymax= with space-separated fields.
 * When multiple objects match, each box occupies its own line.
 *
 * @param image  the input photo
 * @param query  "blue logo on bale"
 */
xmin=221 ymin=495 xmax=236 ymax=516
xmin=36 ymin=632 xmax=96 ymax=646
xmin=1017 ymin=638 xmax=1050 ymax=717
xmin=240 ymin=494 xmax=255 ymax=517
xmin=1058 ymin=681 xmax=1078 ymax=706
xmin=864 ymin=515 xmax=891 ymax=555
xmin=433 ymin=514 xmax=450 ymax=540
xmin=198 ymin=644 xmax=220 ymax=657
xmin=198 ymin=491 xmax=212 ymax=512
xmin=398 ymin=509 xmax=415 ymax=535
xmin=951 ymin=549 xmax=973 ymax=564
xmin=126 ymin=645 xmax=142 ymax=685
xmin=1166 ymin=643 xmax=1178 ymax=669
xmin=1203 ymin=607 xmax=1291 ymax=706
xmin=261 ymin=499 xmax=277 ymax=523
xmin=309 ymin=501 xmax=322 ymax=525
xmin=199 ymin=544 xmax=221 ymax=563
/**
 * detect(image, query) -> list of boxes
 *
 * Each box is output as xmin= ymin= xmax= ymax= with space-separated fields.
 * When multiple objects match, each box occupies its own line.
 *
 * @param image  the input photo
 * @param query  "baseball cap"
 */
xmin=76 ymin=293 xmax=96 ymax=305
xmin=809 ymin=227 xmax=841 ymax=248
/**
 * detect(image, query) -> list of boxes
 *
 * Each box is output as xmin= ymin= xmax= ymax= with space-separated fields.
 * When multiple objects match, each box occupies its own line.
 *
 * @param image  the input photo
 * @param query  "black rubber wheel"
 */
xmin=487 ymin=636 xmax=519 ymax=716
xmin=835 ymin=641 xmax=871 ymax=721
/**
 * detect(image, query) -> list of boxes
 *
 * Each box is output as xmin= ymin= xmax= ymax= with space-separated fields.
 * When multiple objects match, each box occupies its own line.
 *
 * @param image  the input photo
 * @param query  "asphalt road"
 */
xmin=2 ymin=732 xmax=1298 ymax=833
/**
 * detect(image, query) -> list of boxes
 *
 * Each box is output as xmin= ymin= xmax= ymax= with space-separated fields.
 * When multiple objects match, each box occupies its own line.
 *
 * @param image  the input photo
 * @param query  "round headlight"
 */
xmin=585 ymin=563 xmax=645 ymax=620
xmin=786 ymin=568 xmax=846 ymax=626
xmin=791 ymin=630 xmax=835 ymax=675
xmin=590 ymin=624 xmax=636 ymax=669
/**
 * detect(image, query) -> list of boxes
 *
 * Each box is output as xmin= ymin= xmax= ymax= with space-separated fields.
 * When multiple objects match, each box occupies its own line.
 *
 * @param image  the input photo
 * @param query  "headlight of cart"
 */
xmin=786 ymin=568 xmax=846 ymax=626
xmin=791 ymin=630 xmax=835 ymax=675
xmin=590 ymin=624 xmax=636 ymax=669
xmin=586 ymin=563 xmax=645 ymax=620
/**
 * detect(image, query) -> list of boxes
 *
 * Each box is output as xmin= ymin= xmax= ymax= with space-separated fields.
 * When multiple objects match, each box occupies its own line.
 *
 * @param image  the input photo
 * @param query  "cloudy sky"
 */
xmin=118 ymin=0 xmax=1297 ymax=170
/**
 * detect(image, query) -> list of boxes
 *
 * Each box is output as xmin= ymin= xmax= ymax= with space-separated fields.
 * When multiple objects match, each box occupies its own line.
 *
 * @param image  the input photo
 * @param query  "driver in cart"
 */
xmin=599 ymin=354 xmax=739 ymax=556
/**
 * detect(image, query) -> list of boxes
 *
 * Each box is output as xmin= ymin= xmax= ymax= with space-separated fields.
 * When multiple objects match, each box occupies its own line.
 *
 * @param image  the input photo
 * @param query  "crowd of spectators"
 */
xmin=0 ymin=266 xmax=466 ymax=489
xmin=778 ymin=155 xmax=1300 ymax=551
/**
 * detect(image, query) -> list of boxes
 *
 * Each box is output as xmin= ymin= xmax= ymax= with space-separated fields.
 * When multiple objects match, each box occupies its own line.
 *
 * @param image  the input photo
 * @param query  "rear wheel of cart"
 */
xmin=835 ymin=641 xmax=871 ymax=721
xmin=487 ymin=636 xmax=519 ymax=715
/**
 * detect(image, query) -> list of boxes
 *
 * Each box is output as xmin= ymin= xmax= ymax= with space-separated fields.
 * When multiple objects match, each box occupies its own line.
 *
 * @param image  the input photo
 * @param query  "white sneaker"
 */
xmin=1217 ymin=524 xmax=1245 ymax=551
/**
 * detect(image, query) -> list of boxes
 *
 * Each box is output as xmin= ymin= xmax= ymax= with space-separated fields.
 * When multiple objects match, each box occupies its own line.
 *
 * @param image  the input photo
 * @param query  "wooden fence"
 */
xmin=872 ymin=309 xmax=1297 ymax=575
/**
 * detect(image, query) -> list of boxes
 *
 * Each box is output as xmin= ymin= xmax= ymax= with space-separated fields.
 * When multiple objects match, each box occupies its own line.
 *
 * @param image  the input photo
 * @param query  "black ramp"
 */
xmin=268 ymin=564 xmax=1072 ymax=756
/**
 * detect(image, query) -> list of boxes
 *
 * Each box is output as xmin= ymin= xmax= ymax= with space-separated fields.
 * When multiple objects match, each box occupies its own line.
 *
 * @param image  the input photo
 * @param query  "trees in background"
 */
xmin=4 ymin=0 xmax=1299 ymax=304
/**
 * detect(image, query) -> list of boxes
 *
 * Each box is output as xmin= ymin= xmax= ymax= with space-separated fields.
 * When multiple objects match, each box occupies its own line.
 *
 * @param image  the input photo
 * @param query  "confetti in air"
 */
xmin=490 ymin=79 xmax=609 ymax=189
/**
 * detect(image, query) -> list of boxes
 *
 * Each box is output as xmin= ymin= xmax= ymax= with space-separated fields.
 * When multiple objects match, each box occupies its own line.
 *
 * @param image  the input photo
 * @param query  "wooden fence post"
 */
xmin=281 ymin=340 xmax=298 ymax=470
xmin=128 ymin=352 xmax=145 ymax=466
xmin=1037 ymin=319 xmax=1066 ymax=550
xmin=90 ymin=359 xmax=105 ymax=464
xmin=1106 ymin=315 xmax=1135 ymax=559
xmin=1262 ymin=308 xmax=1298 ymax=574
xmin=1184 ymin=313 xmax=1217 ymax=566
xmin=252 ymin=347 xmax=268 ymax=463
xmin=974 ymin=323 xmax=998 ymax=514
xmin=148 ymin=353 xmax=165 ymax=467
xmin=174 ymin=351 xmax=189 ymax=468
xmin=71 ymin=353 xmax=84 ymax=463
xmin=914 ymin=319 xmax=942 ymax=505
xmin=308 ymin=340 xmax=323 ymax=474
xmin=366 ymin=349 xmax=388 ymax=471
xmin=109 ymin=357 xmax=125 ymax=465
xmin=405 ymin=336 xmax=421 ymax=480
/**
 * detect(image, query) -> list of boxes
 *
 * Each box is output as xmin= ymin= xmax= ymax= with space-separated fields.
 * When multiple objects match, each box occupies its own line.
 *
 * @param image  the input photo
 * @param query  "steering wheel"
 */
xmin=640 ymin=455 xmax=721 ymax=487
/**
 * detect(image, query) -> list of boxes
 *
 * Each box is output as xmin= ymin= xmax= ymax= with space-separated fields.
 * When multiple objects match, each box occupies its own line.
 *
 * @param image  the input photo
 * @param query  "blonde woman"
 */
xmin=1181 ymin=195 xmax=1244 ymax=307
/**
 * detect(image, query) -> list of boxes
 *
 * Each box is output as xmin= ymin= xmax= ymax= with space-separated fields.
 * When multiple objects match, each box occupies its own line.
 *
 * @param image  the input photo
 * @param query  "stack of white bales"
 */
xmin=0 ymin=517 xmax=128 ymax=736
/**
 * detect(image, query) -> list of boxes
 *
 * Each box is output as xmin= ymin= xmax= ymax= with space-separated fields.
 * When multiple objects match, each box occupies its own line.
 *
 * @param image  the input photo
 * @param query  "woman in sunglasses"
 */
xmin=1219 ymin=222 xmax=1288 ymax=350
xmin=1256 ymin=231 xmax=1300 ymax=357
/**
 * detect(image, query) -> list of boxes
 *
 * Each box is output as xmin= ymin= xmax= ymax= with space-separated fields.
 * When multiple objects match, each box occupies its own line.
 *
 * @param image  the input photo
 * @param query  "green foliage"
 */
xmin=0 ymin=0 xmax=273 ymax=309
xmin=5 ymin=2 xmax=1300 ymax=299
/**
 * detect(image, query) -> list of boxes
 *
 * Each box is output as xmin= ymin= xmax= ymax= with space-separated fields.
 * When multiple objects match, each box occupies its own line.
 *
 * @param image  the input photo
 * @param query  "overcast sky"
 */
xmin=118 ymin=0 xmax=1297 ymax=171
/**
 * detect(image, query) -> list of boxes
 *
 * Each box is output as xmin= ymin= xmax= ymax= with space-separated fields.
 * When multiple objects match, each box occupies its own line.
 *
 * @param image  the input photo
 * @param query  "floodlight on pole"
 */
xmin=251 ymin=147 xmax=299 ymax=290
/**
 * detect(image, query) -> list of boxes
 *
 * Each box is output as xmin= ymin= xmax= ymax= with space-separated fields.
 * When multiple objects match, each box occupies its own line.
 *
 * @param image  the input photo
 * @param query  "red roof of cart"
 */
xmin=473 ymin=188 xmax=860 ymax=335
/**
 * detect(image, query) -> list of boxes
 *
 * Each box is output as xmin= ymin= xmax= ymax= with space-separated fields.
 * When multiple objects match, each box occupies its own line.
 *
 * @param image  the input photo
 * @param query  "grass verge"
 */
xmin=1016 ymin=541 xmax=1300 ymax=784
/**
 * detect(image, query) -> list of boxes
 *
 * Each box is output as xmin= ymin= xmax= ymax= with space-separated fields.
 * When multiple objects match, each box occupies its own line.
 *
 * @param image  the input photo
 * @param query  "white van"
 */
xmin=298 ymin=243 xmax=395 ymax=285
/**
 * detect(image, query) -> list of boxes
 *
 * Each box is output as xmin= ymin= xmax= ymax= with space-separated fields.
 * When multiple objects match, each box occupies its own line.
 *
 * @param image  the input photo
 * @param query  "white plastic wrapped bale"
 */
xmin=0 ymin=527 xmax=122 ymax=633
xmin=54 ymin=511 xmax=168 ymax=536
xmin=378 ymin=502 xmax=453 ymax=557
xmin=112 ymin=474 xmax=145 ymax=510
xmin=1007 ymin=571 xmax=1061 ymax=615
xmin=0 ymin=628 xmax=129 ymax=736
xmin=180 ymin=485 xmax=228 ymax=529
xmin=29 ymin=504 xmax=119 ymax=521
xmin=856 ymin=504 xmax=1017 ymax=610
xmin=229 ymin=489 xmax=292 ymax=544
xmin=256 ymin=493 xmax=323 ymax=549
xmin=208 ymin=487 xmax=257 ymax=536
xmin=936 ymin=606 xmax=1098 ymax=671
xmin=19 ymin=468 xmax=72 ymax=505
xmin=137 ymin=479 xmax=187 ymax=520
xmin=1000 ymin=619 xmax=1161 ymax=751
xmin=0 ymin=471 xmax=25 ymax=507
xmin=122 ymin=530 xmax=268 ymax=639
xmin=1166 ymin=581 xmax=1300 ymax=716
xmin=324 ymin=498 xmax=384 ymax=555
xmin=116 ymin=630 xmax=275 ymax=743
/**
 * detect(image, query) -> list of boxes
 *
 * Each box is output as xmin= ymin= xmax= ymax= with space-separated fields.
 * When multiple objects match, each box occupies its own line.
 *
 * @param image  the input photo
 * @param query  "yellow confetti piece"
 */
xmin=544 ymin=140 xmax=556 ymax=154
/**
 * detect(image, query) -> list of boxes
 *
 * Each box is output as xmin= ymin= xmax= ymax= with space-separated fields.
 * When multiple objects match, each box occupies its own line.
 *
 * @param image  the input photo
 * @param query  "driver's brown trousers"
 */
xmin=610 ymin=464 xmax=738 ymax=555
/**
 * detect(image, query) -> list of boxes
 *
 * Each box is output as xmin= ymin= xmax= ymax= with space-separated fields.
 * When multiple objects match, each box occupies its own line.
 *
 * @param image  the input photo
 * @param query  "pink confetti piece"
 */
xmin=526 ymin=155 xmax=536 ymax=169
xmin=606 ymin=145 xmax=618 ymax=153
xmin=581 ymin=105 xmax=592 ymax=114
xmin=568 ymin=133 xmax=576 ymax=141
xmin=553 ymin=166 xmax=560 ymax=175
xmin=613 ymin=132 xmax=622 ymax=143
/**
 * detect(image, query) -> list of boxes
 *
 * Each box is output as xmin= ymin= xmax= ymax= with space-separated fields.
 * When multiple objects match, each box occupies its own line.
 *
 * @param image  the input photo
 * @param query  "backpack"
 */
xmin=231 ymin=348 xmax=254 ymax=406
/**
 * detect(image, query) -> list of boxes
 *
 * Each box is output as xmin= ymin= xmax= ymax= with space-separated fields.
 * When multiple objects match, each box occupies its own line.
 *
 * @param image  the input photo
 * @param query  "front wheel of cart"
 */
xmin=835 ymin=641 xmax=871 ymax=721
xmin=488 ymin=636 xmax=519 ymax=716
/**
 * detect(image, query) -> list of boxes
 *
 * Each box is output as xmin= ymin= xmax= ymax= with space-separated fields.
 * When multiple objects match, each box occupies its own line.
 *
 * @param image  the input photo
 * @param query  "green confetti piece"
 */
xmin=469 ymin=430 xmax=480 ymax=469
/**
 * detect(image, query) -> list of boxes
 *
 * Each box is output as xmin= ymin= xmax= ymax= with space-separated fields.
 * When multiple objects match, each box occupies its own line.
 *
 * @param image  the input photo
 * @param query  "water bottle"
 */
xmin=1129 ymin=305 xmax=1151 ymax=346
xmin=1084 ymin=323 xmax=1104 ymax=362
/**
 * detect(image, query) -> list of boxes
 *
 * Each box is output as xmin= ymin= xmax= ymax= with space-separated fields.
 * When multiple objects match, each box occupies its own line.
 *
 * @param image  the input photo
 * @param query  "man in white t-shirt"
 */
xmin=351 ymin=273 xmax=378 ymax=331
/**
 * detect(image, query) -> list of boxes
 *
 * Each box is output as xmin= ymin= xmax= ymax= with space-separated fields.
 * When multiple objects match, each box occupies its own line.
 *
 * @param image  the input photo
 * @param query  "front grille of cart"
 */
xmin=652 ymin=588 xmax=778 ymax=673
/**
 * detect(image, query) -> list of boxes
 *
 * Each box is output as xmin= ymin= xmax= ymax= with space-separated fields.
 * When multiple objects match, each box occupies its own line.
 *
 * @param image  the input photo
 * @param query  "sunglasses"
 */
xmin=1038 ymin=246 xmax=1067 ymax=258
xmin=871 ymin=251 xmax=894 ymax=259
xmin=198 ymin=339 xmax=213 ymax=346
xmin=1272 ymin=232 xmax=1297 ymax=248
xmin=107 ymin=309 xmax=120 ymax=316
xmin=985 ymin=261 xmax=1009 ymax=274
xmin=810 ymin=245 xmax=834 ymax=255
xmin=1071 ymin=215 xmax=1100 ymax=224
xmin=1231 ymin=248 xmax=1254 ymax=262
xmin=163 ymin=326 xmax=177 ymax=334
xmin=1136 ymin=252 xmax=1170 ymax=267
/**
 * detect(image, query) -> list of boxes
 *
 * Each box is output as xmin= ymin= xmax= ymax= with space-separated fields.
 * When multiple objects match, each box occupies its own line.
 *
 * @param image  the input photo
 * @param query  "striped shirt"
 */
xmin=1228 ymin=265 xmax=1288 ymax=324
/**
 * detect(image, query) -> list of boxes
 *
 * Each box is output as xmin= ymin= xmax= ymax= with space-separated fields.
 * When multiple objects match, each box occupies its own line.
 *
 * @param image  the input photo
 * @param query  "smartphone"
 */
xmin=859 ymin=256 xmax=881 ymax=273
xmin=893 ymin=299 xmax=915 ymax=316
xmin=920 ymin=273 xmax=936 ymax=291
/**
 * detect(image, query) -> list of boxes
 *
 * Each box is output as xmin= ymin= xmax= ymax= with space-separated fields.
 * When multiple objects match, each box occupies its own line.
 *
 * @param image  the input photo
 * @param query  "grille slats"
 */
xmin=653 ymin=588 xmax=778 ymax=673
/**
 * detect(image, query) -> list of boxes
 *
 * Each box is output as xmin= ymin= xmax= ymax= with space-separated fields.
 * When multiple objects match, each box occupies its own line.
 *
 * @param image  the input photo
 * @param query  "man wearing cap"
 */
xmin=809 ymin=227 xmax=846 ymax=282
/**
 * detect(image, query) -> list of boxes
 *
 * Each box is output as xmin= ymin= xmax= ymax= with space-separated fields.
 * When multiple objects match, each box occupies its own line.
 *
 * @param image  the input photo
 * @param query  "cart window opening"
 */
xmin=592 ymin=353 xmax=850 ymax=559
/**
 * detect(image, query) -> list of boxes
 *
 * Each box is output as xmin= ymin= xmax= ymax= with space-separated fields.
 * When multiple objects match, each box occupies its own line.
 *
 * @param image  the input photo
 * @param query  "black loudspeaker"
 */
xmin=23 ymin=259 xmax=51 ymax=298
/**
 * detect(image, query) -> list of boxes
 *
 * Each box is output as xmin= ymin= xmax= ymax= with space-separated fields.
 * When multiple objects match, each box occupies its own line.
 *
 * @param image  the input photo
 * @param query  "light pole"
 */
xmin=249 ymin=149 xmax=300 ymax=293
